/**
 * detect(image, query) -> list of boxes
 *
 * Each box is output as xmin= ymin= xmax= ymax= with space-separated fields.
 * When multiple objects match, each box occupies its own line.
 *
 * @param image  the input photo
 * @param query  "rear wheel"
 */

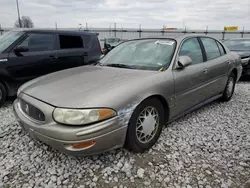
xmin=124 ymin=98 xmax=165 ymax=153
xmin=0 ymin=83 xmax=7 ymax=107
xmin=220 ymin=72 xmax=236 ymax=102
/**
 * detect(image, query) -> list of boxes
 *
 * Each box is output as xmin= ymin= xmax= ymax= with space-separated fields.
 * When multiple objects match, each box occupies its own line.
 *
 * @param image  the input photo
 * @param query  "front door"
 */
xmin=7 ymin=32 xmax=57 ymax=82
xmin=172 ymin=37 xmax=209 ymax=116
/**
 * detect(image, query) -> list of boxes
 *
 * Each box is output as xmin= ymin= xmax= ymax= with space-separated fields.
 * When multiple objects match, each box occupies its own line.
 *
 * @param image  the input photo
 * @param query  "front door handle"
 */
xmin=227 ymin=61 xmax=232 ymax=65
xmin=0 ymin=58 xmax=8 ymax=62
xmin=202 ymin=68 xmax=208 ymax=73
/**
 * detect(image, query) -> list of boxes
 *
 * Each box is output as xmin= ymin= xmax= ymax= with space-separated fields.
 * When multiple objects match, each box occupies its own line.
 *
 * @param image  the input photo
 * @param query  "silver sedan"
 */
xmin=13 ymin=34 xmax=242 ymax=156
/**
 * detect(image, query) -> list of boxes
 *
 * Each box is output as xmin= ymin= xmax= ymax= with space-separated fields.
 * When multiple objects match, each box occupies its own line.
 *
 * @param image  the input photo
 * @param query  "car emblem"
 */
xmin=24 ymin=104 xmax=29 ymax=114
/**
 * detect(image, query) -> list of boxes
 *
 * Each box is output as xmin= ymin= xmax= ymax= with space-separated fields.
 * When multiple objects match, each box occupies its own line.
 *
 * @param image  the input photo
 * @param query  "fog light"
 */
xmin=71 ymin=141 xmax=95 ymax=149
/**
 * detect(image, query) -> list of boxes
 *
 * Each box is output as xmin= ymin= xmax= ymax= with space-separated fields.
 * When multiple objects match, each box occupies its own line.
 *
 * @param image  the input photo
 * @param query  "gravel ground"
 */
xmin=0 ymin=82 xmax=250 ymax=188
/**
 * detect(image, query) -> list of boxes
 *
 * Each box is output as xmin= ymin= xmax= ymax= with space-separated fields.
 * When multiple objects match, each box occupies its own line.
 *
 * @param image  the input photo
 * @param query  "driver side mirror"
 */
xmin=177 ymin=56 xmax=192 ymax=69
xmin=14 ymin=46 xmax=29 ymax=53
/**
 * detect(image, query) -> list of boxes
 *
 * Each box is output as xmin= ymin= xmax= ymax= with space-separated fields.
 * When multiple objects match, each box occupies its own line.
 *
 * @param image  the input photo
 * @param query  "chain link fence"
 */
xmin=86 ymin=28 xmax=250 ymax=41
xmin=1 ymin=27 xmax=250 ymax=40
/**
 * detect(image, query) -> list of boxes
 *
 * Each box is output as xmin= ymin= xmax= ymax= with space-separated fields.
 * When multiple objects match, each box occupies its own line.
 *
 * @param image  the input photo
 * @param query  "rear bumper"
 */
xmin=13 ymin=95 xmax=128 ymax=156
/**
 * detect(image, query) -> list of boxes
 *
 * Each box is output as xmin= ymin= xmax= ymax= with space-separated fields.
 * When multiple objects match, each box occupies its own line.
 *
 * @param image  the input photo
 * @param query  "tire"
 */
xmin=124 ymin=98 xmax=165 ymax=153
xmin=220 ymin=72 xmax=236 ymax=102
xmin=0 ymin=83 xmax=7 ymax=107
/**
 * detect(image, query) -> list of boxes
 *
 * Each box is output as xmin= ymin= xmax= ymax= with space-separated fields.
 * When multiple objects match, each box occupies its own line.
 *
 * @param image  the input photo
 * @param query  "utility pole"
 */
xmin=121 ymin=24 xmax=123 ymax=39
xmin=114 ymin=22 xmax=116 ymax=37
xmin=86 ymin=22 xmax=88 ymax=30
xmin=205 ymin=25 xmax=208 ymax=35
xmin=139 ymin=24 xmax=142 ymax=38
xmin=16 ymin=0 xmax=22 ymax=28
xmin=109 ymin=24 xmax=111 ymax=36
xmin=0 ymin=24 xmax=2 ymax=35
xmin=242 ymin=26 xmax=245 ymax=38
xmin=55 ymin=22 xmax=57 ymax=30
xmin=182 ymin=20 xmax=185 ymax=30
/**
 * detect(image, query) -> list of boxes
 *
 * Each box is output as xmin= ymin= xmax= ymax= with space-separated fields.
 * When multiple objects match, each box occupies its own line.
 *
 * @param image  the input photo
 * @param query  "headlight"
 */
xmin=53 ymin=108 xmax=116 ymax=125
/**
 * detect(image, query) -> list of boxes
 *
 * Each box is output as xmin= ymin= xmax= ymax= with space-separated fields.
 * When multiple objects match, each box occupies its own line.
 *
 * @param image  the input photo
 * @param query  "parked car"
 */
xmin=103 ymin=37 xmax=122 ymax=54
xmin=0 ymin=29 xmax=103 ymax=106
xmin=14 ymin=35 xmax=242 ymax=156
xmin=222 ymin=38 xmax=250 ymax=76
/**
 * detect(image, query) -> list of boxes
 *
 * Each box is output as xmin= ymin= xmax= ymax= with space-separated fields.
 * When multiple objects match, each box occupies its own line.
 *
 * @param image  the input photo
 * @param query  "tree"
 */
xmin=14 ymin=16 xmax=34 ymax=28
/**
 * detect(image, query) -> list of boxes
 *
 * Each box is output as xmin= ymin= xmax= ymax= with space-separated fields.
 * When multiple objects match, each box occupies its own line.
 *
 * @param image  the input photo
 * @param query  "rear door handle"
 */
xmin=49 ymin=55 xmax=58 ymax=61
xmin=82 ymin=52 xmax=88 ymax=56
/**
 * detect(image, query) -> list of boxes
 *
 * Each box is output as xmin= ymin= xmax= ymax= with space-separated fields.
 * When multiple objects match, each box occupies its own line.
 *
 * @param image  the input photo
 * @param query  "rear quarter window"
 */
xmin=200 ymin=37 xmax=221 ymax=61
xmin=59 ymin=35 xmax=84 ymax=49
xmin=216 ymin=41 xmax=226 ymax=55
xmin=81 ymin=35 xmax=91 ymax=48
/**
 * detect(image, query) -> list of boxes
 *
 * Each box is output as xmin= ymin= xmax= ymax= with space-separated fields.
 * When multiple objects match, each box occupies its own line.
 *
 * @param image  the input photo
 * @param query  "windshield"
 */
xmin=100 ymin=39 xmax=176 ymax=71
xmin=223 ymin=39 xmax=250 ymax=51
xmin=0 ymin=31 xmax=24 ymax=53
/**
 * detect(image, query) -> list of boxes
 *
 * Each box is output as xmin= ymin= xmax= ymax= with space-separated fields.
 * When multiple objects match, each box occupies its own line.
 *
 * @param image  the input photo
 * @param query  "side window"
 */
xmin=18 ymin=33 xmax=55 ymax=52
xmin=216 ymin=41 xmax=226 ymax=55
xmin=82 ymin=35 xmax=91 ymax=48
xmin=200 ymin=38 xmax=221 ymax=60
xmin=59 ymin=35 xmax=84 ymax=49
xmin=179 ymin=38 xmax=203 ymax=64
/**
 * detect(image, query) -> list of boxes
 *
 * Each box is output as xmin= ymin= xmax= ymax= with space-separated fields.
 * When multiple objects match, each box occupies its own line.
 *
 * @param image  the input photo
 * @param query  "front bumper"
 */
xmin=13 ymin=94 xmax=127 ymax=156
xmin=242 ymin=64 xmax=250 ymax=76
xmin=241 ymin=58 xmax=250 ymax=66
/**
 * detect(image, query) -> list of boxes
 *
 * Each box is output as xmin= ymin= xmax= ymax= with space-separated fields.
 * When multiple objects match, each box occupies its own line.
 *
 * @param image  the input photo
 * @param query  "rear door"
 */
xmin=7 ymin=32 xmax=57 ymax=81
xmin=199 ymin=37 xmax=231 ymax=97
xmin=53 ymin=34 xmax=90 ymax=71
xmin=172 ymin=37 xmax=209 ymax=115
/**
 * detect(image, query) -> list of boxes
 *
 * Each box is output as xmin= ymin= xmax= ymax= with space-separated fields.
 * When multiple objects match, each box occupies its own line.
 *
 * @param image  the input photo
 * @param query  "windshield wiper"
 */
xmin=104 ymin=63 xmax=136 ymax=69
xmin=92 ymin=61 xmax=104 ymax=66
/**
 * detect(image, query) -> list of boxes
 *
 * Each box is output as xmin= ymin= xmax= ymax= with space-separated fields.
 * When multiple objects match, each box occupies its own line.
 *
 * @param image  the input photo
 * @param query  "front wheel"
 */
xmin=124 ymin=98 xmax=165 ymax=153
xmin=220 ymin=72 xmax=236 ymax=102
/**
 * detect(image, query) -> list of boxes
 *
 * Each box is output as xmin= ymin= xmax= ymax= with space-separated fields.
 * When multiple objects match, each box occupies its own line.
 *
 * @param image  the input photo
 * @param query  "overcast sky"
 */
xmin=0 ymin=0 xmax=250 ymax=30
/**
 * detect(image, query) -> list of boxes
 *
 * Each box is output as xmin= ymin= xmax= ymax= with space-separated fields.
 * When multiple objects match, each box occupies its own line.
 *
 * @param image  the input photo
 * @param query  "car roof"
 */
xmin=106 ymin=37 xmax=120 ymax=39
xmin=223 ymin=38 xmax=250 ymax=40
xmin=127 ymin=34 xmax=218 ymax=42
xmin=11 ymin=28 xmax=97 ymax=36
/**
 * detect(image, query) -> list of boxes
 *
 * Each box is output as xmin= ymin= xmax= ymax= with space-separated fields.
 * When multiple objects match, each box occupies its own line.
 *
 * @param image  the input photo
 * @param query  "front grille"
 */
xmin=241 ymin=55 xmax=250 ymax=59
xmin=19 ymin=99 xmax=45 ymax=122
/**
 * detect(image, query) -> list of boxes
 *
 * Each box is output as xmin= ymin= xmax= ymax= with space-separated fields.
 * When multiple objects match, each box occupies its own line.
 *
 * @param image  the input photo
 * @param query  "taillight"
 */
xmin=99 ymin=40 xmax=104 ymax=54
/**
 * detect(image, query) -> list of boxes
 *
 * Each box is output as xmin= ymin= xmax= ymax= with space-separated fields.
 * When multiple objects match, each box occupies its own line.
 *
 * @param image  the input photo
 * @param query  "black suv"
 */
xmin=0 ymin=29 xmax=103 ymax=106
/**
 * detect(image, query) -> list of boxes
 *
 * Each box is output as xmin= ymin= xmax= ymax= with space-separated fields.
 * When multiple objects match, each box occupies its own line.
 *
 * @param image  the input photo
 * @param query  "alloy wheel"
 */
xmin=226 ymin=77 xmax=234 ymax=98
xmin=136 ymin=106 xmax=159 ymax=144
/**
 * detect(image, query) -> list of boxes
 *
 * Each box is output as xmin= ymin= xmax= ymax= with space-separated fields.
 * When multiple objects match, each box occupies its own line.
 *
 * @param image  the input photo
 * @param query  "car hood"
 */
xmin=231 ymin=50 xmax=250 ymax=58
xmin=20 ymin=65 xmax=157 ymax=108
